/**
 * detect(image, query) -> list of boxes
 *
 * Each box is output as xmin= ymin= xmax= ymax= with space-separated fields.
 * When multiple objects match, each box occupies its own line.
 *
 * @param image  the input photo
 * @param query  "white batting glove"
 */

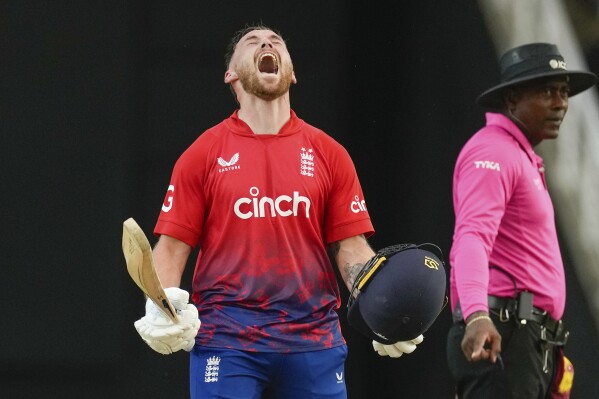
xmin=372 ymin=334 xmax=424 ymax=358
xmin=134 ymin=287 xmax=201 ymax=355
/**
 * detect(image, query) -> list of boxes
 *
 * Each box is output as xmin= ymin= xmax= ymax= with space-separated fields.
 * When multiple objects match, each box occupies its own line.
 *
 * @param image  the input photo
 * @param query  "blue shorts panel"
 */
xmin=190 ymin=346 xmax=348 ymax=399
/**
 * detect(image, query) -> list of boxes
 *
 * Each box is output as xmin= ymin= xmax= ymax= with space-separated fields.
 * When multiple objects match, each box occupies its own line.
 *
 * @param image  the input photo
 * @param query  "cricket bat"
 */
xmin=122 ymin=217 xmax=179 ymax=323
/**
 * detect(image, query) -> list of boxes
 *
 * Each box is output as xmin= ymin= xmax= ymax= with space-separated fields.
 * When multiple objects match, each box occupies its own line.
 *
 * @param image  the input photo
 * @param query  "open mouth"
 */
xmin=258 ymin=52 xmax=278 ymax=74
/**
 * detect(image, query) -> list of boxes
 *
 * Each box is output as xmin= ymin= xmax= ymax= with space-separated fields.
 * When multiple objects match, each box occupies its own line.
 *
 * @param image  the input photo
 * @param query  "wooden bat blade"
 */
xmin=122 ymin=217 xmax=178 ymax=323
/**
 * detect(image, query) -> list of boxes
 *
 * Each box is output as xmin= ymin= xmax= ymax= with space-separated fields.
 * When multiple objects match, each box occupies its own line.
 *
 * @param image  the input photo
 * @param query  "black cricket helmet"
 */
xmin=347 ymin=243 xmax=448 ymax=344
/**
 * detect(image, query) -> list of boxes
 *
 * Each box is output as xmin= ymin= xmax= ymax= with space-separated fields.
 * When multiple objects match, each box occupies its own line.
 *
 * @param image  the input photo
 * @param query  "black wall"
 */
xmin=2 ymin=1 xmax=597 ymax=398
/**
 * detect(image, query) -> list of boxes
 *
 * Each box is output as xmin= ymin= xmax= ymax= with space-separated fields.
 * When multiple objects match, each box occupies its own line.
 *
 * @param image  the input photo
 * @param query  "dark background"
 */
xmin=2 ymin=1 xmax=598 ymax=398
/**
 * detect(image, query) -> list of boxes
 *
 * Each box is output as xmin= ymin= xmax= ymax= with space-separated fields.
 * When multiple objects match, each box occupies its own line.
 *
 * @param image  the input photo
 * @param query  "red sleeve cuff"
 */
xmin=154 ymin=219 xmax=200 ymax=248
xmin=326 ymin=218 xmax=374 ymax=244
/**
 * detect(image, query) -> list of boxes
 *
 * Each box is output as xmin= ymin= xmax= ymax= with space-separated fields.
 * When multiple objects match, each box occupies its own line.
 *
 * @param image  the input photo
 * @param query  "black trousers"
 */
xmin=446 ymin=312 xmax=557 ymax=399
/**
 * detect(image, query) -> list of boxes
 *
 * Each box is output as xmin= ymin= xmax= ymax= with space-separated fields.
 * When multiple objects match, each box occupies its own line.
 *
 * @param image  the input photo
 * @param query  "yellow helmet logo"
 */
xmin=424 ymin=256 xmax=439 ymax=270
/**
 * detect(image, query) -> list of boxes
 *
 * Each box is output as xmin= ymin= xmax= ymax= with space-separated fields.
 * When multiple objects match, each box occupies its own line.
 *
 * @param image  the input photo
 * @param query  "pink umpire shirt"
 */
xmin=450 ymin=112 xmax=566 ymax=321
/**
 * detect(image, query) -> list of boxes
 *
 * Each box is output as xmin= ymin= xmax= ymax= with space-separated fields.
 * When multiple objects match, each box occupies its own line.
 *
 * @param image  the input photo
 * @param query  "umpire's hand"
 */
xmin=461 ymin=312 xmax=501 ymax=363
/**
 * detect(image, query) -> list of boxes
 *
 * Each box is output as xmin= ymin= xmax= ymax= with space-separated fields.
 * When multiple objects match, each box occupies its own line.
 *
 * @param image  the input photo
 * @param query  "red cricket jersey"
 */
xmin=155 ymin=110 xmax=374 ymax=352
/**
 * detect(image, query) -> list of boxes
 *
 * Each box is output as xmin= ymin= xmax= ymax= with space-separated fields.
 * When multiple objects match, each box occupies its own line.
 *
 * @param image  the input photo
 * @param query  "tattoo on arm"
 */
xmin=328 ymin=236 xmax=374 ymax=292
xmin=344 ymin=262 xmax=365 ymax=290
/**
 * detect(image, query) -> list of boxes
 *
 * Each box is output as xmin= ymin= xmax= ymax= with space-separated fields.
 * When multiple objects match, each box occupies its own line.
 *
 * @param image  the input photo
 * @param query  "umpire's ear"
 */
xmin=504 ymin=87 xmax=521 ymax=111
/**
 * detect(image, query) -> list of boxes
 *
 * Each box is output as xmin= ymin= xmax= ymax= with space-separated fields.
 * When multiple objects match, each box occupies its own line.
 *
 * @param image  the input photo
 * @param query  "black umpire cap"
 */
xmin=476 ymin=42 xmax=597 ymax=109
xmin=347 ymin=244 xmax=447 ymax=345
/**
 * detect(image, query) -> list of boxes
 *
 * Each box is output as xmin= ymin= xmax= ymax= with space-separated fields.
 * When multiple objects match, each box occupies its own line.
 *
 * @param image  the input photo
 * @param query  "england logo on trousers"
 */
xmin=205 ymin=356 xmax=221 ymax=383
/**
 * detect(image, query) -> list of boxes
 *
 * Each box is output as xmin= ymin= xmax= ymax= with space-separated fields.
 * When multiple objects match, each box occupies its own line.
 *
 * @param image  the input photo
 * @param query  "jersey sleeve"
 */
xmin=323 ymin=142 xmax=374 ymax=244
xmin=451 ymin=135 xmax=520 ymax=319
xmin=154 ymin=136 xmax=209 ymax=248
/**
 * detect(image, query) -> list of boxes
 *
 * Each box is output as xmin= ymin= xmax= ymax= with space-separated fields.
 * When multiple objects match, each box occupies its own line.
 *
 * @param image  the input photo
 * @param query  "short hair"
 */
xmin=224 ymin=23 xmax=284 ymax=69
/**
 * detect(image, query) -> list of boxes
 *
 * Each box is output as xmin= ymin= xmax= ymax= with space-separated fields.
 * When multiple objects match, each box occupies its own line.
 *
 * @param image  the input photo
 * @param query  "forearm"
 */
xmin=330 ymin=235 xmax=375 ymax=292
xmin=453 ymin=234 xmax=490 ymax=320
xmin=153 ymin=235 xmax=192 ymax=288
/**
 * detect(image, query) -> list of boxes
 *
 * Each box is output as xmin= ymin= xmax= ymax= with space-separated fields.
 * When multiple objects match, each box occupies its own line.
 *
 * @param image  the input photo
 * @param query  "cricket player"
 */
xmin=133 ymin=24 xmax=424 ymax=399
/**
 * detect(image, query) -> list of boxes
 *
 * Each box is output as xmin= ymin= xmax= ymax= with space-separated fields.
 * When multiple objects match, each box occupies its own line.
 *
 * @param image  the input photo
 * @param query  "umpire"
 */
xmin=446 ymin=43 xmax=596 ymax=398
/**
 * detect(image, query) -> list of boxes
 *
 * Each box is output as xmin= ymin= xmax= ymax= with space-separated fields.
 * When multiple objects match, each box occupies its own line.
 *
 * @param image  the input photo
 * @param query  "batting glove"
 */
xmin=134 ymin=287 xmax=201 ymax=355
xmin=372 ymin=334 xmax=424 ymax=358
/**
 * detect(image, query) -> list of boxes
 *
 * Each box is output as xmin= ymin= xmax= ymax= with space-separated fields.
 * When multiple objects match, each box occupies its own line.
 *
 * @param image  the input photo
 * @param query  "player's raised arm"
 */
xmin=122 ymin=220 xmax=200 ymax=355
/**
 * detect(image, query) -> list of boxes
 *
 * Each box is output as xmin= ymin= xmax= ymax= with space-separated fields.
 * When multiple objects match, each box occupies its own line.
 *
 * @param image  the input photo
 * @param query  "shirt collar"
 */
xmin=485 ymin=112 xmax=543 ymax=166
xmin=227 ymin=109 xmax=301 ymax=136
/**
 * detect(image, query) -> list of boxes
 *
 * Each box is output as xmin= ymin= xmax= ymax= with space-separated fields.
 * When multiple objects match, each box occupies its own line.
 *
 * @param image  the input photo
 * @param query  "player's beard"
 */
xmin=237 ymin=61 xmax=294 ymax=101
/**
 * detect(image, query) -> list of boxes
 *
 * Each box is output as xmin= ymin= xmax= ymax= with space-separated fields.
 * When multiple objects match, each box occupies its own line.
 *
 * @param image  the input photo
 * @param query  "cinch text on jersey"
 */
xmin=233 ymin=187 xmax=311 ymax=219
